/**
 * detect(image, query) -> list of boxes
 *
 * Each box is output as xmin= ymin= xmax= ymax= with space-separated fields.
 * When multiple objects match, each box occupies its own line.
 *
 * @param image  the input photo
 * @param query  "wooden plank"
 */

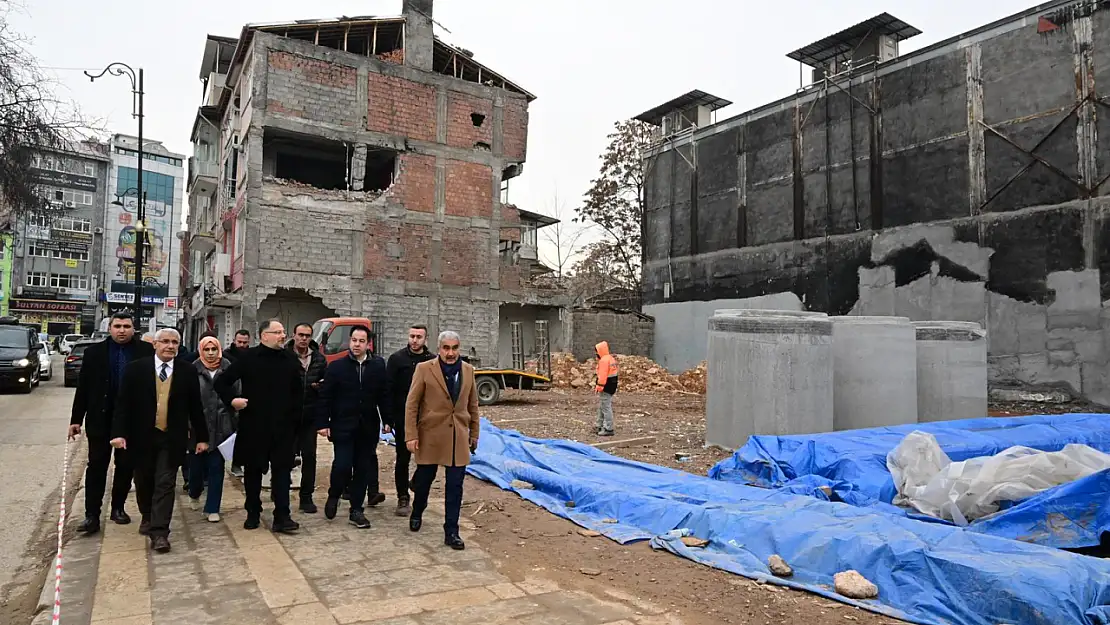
xmin=591 ymin=436 xmax=655 ymax=450
xmin=494 ymin=417 xmax=550 ymax=425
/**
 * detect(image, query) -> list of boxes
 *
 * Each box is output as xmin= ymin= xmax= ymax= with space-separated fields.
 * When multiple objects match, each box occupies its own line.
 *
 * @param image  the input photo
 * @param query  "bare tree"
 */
xmin=539 ymin=189 xmax=589 ymax=280
xmin=574 ymin=118 xmax=653 ymax=297
xmin=0 ymin=1 xmax=92 ymax=225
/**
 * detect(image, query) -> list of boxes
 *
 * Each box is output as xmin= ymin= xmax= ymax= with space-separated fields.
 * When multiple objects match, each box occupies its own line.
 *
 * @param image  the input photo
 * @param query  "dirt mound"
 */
xmin=550 ymin=352 xmax=706 ymax=394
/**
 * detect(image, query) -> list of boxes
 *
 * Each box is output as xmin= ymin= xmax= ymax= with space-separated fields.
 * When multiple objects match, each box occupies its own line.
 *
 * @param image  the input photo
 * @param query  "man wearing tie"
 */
xmin=111 ymin=328 xmax=209 ymax=553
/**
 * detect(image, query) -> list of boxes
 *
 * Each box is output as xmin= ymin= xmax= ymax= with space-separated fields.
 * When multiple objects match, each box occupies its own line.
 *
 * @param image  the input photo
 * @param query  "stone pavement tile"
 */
xmin=486 ymin=582 xmax=527 ymax=600
xmin=601 ymin=589 xmax=666 ymax=616
xmin=347 ymin=619 xmax=420 ymax=625
xmin=631 ymin=615 xmax=686 ymax=625
xmin=90 ymin=615 xmax=154 ymax=625
xmin=257 ymin=575 xmax=319 ymax=608
xmin=414 ymin=595 xmax=548 ymax=625
xmin=312 ymin=572 xmax=388 ymax=607
xmin=93 ymin=550 xmax=147 ymax=593
xmin=530 ymin=590 xmax=639 ymax=624
xmin=378 ymin=564 xmax=505 ymax=600
xmin=91 ymin=589 xmax=151 ymax=622
xmin=329 ymin=586 xmax=499 ymax=624
xmin=275 ymin=601 xmax=339 ymax=625
xmin=516 ymin=577 xmax=562 ymax=596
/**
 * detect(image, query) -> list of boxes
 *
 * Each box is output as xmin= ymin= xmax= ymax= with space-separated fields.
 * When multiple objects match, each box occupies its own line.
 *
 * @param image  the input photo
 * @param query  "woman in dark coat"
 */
xmin=188 ymin=336 xmax=238 ymax=522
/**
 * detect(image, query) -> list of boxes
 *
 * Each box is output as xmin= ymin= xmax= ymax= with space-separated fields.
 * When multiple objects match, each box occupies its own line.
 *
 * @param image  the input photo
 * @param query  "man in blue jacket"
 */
xmin=316 ymin=324 xmax=390 ymax=529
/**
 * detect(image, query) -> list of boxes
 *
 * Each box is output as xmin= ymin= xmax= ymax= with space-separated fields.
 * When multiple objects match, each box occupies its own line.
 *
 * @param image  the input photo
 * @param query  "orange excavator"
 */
xmin=310 ymin=317 xmax=551 ymax=406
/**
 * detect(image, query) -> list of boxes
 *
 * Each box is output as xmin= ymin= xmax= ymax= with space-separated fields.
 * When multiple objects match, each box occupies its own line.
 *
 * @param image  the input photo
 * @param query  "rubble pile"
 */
xmin=550 ymin=352 xmax=707 ymax=394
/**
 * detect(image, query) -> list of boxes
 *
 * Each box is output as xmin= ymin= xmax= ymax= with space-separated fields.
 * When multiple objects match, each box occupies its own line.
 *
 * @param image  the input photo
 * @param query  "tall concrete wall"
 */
xmin=643 ymin=2 xmax=1110 ymax=401
xmin=569 ymin=307 xmax=654 ymax=362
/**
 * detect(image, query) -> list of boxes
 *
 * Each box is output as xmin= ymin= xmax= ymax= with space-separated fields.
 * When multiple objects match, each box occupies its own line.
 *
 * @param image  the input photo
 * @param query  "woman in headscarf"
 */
xmin=188 ymin=335 xmax=238 ymax=522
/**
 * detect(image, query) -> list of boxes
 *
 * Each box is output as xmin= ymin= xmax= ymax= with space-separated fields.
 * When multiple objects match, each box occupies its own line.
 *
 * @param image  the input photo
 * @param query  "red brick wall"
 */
xmin=387 ymin=153 xmax=436 ymax=213
xmin=268 ymin=51 xmax=357 ymax=87
xmin=444 ymin=160 xmax=492 ymax=218
xmin=363 ymin=221 xmax=405 ymax=281
xmin=500 ymin=203 xmax=521 ymax=242
xmin=367 ymin=73 xmax=436 ymax=142
xmin=502 ymin=97 xmax=529 ymax=161
xmin=445 ymin=91 xmax=493 ymax=150
xmin=440 ymin=227 xmax=490 ymax=287
xmin=399 ymin=225 xmax=433 ymax=281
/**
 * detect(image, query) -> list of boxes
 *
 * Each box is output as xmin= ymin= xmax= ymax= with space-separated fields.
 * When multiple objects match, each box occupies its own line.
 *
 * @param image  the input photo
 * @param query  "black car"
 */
xmin=63 ymin=340 xmax=97 ymax=388
xmin=0 ymin=323 xmax=42 ymax=393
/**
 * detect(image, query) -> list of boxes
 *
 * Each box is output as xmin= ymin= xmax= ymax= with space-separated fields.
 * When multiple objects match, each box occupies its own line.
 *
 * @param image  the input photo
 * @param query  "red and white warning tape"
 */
xmin=51 ymin=441 xmax=72 ymax=624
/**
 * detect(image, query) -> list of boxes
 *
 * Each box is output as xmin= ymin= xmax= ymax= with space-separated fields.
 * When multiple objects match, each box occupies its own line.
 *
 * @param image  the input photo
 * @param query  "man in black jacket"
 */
xmin=384 ymin=323 xmax=434 ymax=516
xmin=316 ymin=324 xmax=389 ymax=529
xmin=223 ymin=329 xmax=251 ymax=362
xmin=286 ymin=323 xmax=327 ymax=513
xmin=110 ymin=328 xmax=208 ymax=553
xmin=215 ymin=319 xmax=303 ymax=533
xmin=68 ymin=312 xmax=154 ymax=534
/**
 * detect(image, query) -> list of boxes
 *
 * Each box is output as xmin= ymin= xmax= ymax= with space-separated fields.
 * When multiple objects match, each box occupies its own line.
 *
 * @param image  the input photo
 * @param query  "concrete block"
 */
xmin=832 ymin=316 xmax=918 ymax=430
xmin=914 ymin=321 xmax=988 ymax=422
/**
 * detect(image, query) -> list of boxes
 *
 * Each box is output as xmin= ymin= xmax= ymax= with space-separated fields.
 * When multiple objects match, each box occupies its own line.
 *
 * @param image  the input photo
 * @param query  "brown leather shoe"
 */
xmin=138 ymin=517 xmax=151 ymax=536
xmin=151 ymin=536 xmax=171 ymax=553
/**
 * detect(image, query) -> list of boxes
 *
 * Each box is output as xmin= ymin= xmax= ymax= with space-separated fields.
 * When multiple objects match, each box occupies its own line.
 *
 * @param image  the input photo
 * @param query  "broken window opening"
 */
xmin=475 ymin=141 xmax=491 ymax=151
xmin=263 ymin=129 xmax=350 ymax=191
xmin=364 ymin=147 xmax=398 ymax=192
xmin=471 ymin=113 xmax=486 ymax=127
xmin=258 ymin=20 xmax=404 ymax=56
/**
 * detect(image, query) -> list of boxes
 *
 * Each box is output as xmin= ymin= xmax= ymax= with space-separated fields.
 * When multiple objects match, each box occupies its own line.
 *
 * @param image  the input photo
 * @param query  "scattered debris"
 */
xmin=601 ymin=518 xmax=618 ymax=524
xmin=510 ymin=479 xmax=535 ymax=490
xmin=834 ymin=571 xmax=878 ymax=600
xmin=565 ymin=500 xmax=576 ymax=508
xmin=674 ymin=452 xmax=691 ymax=462
xmin=768 ymin=555 xmax=793 ymax=577
xmin=580 ymin=567 xmax=602 ymax=576
xmin=577 ymin=529 xmax=602 ymax=538
xmin=989 ymin=387 xmax=1072 ymax=404
xmin=550 ymin=353 xmax=707 ymax=394
xmin=680 ymin=536 xmax=710 ymax=548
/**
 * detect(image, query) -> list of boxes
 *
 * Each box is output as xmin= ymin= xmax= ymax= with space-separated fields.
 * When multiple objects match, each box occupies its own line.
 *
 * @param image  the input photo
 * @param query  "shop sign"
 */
xmin=102 ymin=291 xmax=164 ymax=305
xmin=31 ymin=168 xmax=97 ymax=192
xmin=52 ymin=229 xmax=93 ymax=244
xmin=22 ymin=286 xmax=58 ymax=298
xmin=10 ymin=299 xmax=81 ymax=313
xmin=29 ymin=239 xmax=88 ymax=253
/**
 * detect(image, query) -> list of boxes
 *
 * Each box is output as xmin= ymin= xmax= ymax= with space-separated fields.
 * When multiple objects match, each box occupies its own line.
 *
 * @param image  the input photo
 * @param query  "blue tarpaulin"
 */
xmin=708 ymin=413 xmax=1110 ymax=548
xmin=467 ymin=419 xmax=1110 ymax=625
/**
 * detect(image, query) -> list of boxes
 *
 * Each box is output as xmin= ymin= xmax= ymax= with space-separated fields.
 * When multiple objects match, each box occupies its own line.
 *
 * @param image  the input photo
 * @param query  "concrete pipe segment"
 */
xmin=706 ymin=310 xmax=834 ymax=450
xmin=913 ymin=321 xmax=988 ymax=423
xmin=831 ymin=316 xmax=918 ymax=431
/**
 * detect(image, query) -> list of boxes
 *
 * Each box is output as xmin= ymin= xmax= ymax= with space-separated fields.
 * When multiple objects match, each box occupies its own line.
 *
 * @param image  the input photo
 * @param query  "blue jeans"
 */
xmin=188 ymin=450 xmax=226 ymax=514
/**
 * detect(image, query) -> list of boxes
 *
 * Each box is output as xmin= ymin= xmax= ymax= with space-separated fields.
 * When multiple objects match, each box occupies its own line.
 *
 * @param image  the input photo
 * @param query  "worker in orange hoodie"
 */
xmin=594 ymin=342 xmax=619 ymax=437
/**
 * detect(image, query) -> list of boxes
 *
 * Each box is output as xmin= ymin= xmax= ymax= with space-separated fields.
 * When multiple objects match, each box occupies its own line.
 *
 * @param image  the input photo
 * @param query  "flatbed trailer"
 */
xmin=473 ymin=369 xmax=551 ymax=405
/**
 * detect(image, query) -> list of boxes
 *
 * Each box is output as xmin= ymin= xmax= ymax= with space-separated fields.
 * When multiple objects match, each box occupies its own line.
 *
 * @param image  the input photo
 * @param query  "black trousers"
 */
xmin=393 ymin=421 xmax=412 ymax=500
xmin=244 ymin=465 xmax=292 ymax=520
xmin=133 ymin=431 xmax=178 ymax=539
xmin=84 ymin=434 xmax=133 ymax=519
xmin=328 ymin=431 xmax=378 ymax=513
xmin=411 ymin=464 xmax=465 ymax=536
xmin=296 ymin=422 xmax=317 ymax=501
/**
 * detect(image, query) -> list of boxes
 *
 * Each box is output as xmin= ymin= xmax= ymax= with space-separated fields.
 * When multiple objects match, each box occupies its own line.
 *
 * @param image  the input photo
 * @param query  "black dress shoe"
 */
xmin=77 ymin=517 xmax=100 ymax=534
xmin=151 ymin=536 xmax=171 ymax=553
xmin=300 ymin=499 xmax=318 ymax=514
xmin=409 ymin=516 xmax=422 ymax=532
xmin=243 ymin=515 xmax=260 ymax=530
xmin=272 ymin=517 xmax=300 ymax=533
xmin=324 ymin=497 xmax=339 ymax=520
xmin=138 ymin=517 xmax=151 ymax=535
xmin=445 ymin=534 xmax=465 ymax=550
xmin=110 ymin=509 xmax=131 ymax=525
xmin=367 ymin=492 xmax=386 ymax=507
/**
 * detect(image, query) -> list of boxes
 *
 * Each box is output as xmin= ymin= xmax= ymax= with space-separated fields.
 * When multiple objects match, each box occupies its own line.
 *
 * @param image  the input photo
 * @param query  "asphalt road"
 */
xmin=0 ymin=355 xmax=77 ymax=606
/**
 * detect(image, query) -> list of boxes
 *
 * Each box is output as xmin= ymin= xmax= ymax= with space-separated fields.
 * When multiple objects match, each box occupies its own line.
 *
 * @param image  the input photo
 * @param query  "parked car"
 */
xmin=63 ymin=340 xmax=97 ymax=388
xmin=0 ymin=322 xmax=41 ymax=393
xmin=59 ymin=334 xmax=84 ymax=355
xmin=36 ymin=341 xmax=53 ymax=381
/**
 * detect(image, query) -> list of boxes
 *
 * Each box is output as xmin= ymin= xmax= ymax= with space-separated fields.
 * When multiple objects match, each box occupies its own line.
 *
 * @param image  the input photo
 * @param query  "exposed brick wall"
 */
xmin=366 ymin=72 xmax=436 ymax=142
xmin=445 ymin=160 xmax=492 ymax=218
xmin=499 ymin=203 xmax=521 ymax=242
xmin=398 ymin=225 xmax=433 ymax=281
xmin=387 ymin=153 xmax=436 ymax=213
xmin=363 ymin=221 xmax=405 ymax=281
xmin=439 ymin=297 xmax=498 ymax=363
xmin=440 ymin=227 xmax=489 ymax=287
xmin=256 ymin=198 xmax=355 ymax=275
xmin=266 ymin=51 xmax=359 ymax=126
xmin=571 ymin=308 xmax=655 ymax=361
xmin=446 ymin=90 xmax=493 ymax=150
xmin=502 ymin=97 xmax=529 ymax=161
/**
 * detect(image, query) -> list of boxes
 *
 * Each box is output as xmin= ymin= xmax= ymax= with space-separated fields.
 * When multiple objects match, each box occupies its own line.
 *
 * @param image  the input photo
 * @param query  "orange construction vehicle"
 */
xmin=310 ymin=316 xmax=550 ymax=405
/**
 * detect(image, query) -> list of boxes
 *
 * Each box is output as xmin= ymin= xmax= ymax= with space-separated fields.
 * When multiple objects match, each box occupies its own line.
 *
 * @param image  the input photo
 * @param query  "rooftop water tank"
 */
xmin=706 ymin=310 xmax=834 ymax=449
xmin=831 ymin=316 xmax=918 ymax=430
xmin=913 ymin=321 xmax=988 ymax=422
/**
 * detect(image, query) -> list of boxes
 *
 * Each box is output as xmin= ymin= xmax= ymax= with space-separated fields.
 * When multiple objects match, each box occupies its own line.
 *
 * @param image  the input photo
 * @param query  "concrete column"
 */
xmin=402 ymin=0 xmax=434 ymax=72
xmin=350 ymin=144 xmax=367 ymax=191
xmin=965 ymin=44 xmax=985 ymax=217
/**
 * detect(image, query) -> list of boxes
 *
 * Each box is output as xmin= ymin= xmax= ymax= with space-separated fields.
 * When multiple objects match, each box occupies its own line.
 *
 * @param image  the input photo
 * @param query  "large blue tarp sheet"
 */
xmin=467 ymin=419 xmax=1110 ymax=625
xmin=707 ymin=413 xmax=1110 ymax=548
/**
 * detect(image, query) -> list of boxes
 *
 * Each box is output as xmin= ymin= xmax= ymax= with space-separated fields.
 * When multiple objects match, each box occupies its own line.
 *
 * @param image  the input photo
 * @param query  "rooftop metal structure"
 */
xmin=786 ymin=12 xmax=922 ymax=68
xmin=634 ymin=89 xmax=733 ymax=126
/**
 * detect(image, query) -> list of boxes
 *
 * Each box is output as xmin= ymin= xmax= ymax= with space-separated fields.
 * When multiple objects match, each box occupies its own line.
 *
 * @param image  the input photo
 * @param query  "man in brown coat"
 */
xmin=404 ymin=330 xmax=480 ymax=550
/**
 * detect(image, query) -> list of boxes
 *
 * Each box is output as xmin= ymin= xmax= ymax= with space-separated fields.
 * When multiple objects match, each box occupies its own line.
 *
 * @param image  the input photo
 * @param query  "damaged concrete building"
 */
xmin=183 ymin=0 xmax=567 ymax=364
xmin=640 ymin=1 xmax=1110 ymax=403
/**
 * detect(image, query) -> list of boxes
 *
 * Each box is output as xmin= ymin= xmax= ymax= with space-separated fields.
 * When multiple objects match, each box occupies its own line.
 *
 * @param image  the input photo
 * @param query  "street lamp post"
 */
xmin=86 ymin=62 xmax=145 ymax=331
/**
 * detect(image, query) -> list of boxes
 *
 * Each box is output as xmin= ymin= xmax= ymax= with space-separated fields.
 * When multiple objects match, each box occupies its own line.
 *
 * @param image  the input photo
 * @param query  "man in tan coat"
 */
xmin=404 ymin=330 xmax=480 ymax=550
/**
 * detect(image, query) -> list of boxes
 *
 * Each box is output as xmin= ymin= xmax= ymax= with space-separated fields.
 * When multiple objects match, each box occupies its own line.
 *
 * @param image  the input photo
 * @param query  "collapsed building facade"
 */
xmin=183 ymin=0 xmax=566 ymax=364
xmin=640 ymin=1 xmax=1110 ymax=403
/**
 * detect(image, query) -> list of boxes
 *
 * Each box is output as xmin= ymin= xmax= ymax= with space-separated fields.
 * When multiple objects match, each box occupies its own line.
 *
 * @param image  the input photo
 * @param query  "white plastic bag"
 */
xmin=886 ymin=430 xmax=1110 ymax=525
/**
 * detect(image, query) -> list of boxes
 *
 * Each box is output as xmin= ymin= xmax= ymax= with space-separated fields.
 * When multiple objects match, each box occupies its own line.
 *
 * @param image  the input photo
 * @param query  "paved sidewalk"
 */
xmin=63 ymin=470 xmax=683 ymax=625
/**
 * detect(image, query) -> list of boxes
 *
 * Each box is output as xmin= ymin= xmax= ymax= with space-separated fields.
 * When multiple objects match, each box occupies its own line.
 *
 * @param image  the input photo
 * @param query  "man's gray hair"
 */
xmin=153 ymin=328 xmax=180 ymax=342
xmin=437 ymin=330 xmax=461 ymax=346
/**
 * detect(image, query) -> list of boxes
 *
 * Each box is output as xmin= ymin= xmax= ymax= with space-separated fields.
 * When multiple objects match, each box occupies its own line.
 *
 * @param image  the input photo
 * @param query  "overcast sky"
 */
xmin=14 ymin=0 xmax=1033 ymax=261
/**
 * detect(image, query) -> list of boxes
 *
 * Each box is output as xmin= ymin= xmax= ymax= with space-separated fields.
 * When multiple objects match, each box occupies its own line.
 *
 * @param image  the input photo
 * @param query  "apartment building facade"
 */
xmin=183 ymin=0 xmax=566 ymax=364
